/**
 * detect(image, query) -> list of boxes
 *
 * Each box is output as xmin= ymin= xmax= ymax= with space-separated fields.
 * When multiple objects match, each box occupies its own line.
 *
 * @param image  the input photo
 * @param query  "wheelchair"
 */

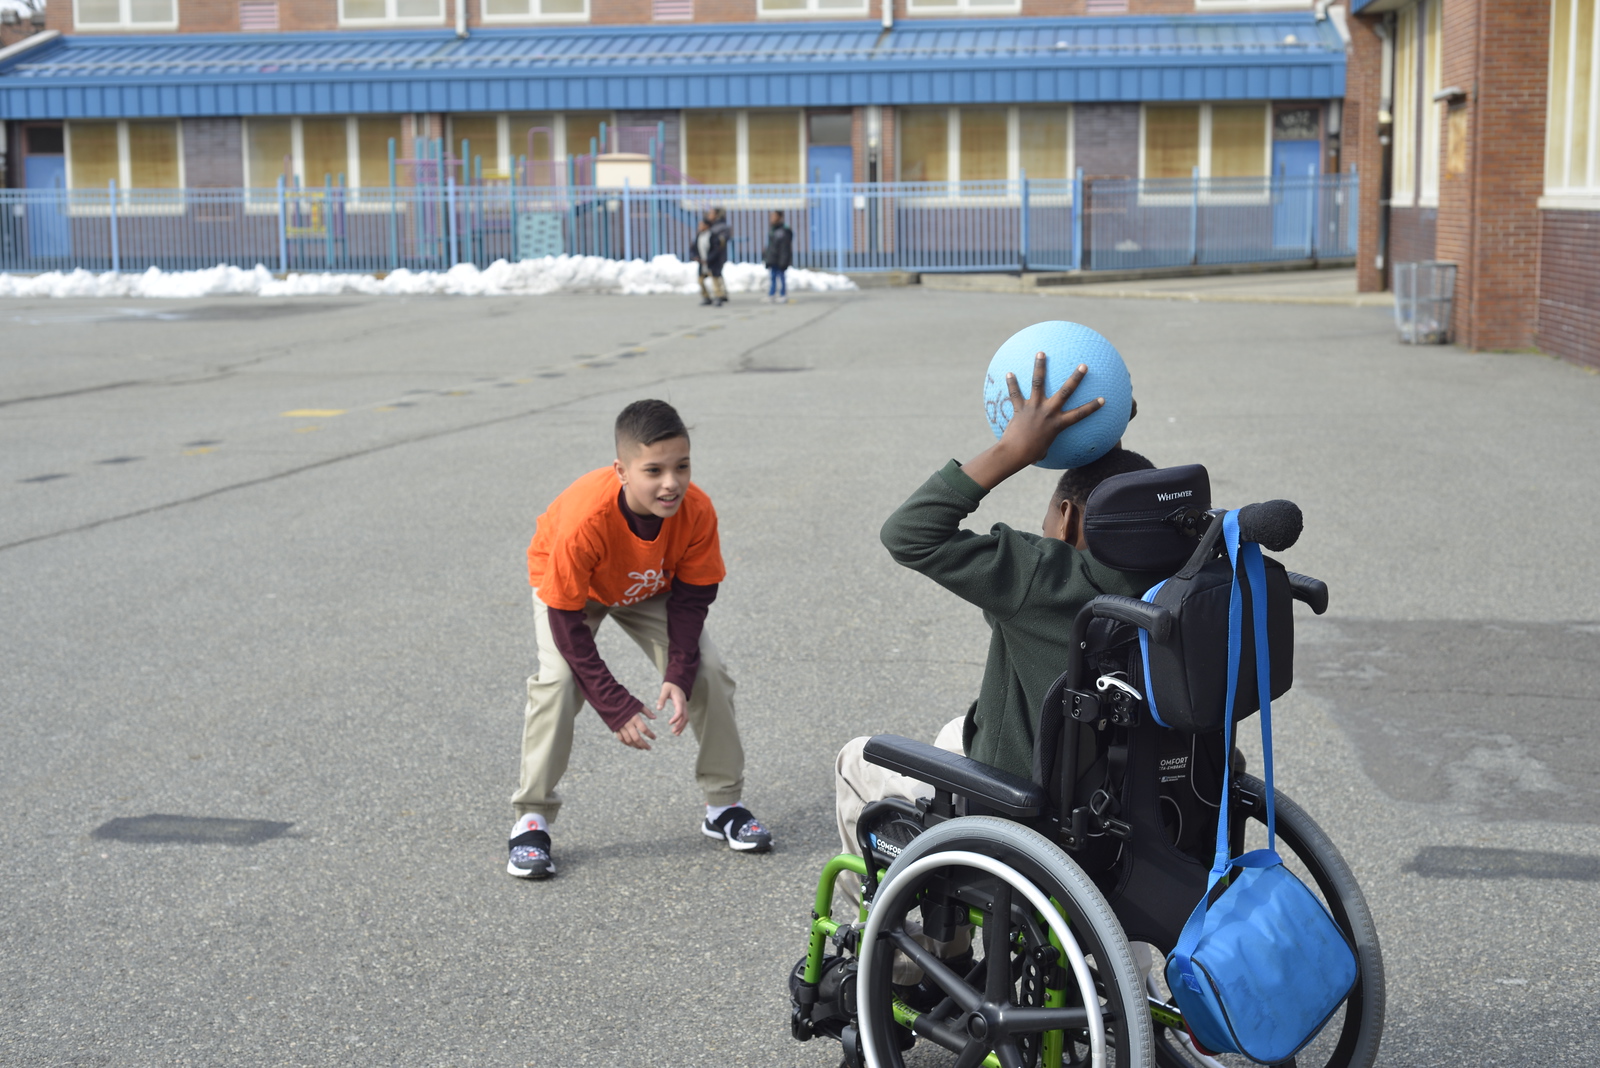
xmin=788 ymin=468 xmax=1384 ymax=1068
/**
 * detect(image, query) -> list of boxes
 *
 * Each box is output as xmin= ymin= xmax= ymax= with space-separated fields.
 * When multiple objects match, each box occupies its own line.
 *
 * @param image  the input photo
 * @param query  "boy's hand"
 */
xmin=964 ymin=354 xmax=1104 ymax=490
xmin=657 ymin=682 xmax=689 ymax=735
xmin=614 ymin=708 xmax=658 ymax=750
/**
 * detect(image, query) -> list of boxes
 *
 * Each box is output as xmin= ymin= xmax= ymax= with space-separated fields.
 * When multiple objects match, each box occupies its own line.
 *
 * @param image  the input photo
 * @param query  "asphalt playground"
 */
xmin=2 ymin=279 xmax=1597 ymax=1067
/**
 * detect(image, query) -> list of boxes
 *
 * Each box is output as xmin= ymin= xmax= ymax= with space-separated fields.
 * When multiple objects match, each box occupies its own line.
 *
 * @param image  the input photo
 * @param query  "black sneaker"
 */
xmin=702 ymin=805 xmax=771 ymax=853
xmin=507 ymin=827 xmax=554 ymax=879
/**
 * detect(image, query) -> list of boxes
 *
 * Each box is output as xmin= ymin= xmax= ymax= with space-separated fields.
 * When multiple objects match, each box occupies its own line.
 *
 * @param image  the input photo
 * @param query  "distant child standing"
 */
xmin=506 ymin=400 xmax=772 ymax=879
xmin=694 ymin=208 xmax=731 ymax=307
xmin=763 ymin=210 xmax=794 ymax=303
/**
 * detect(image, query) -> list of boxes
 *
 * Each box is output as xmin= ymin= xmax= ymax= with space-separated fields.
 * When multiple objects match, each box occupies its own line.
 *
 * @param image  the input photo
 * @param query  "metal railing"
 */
xmin=0 ymin=172 xmax=1357 ymax=276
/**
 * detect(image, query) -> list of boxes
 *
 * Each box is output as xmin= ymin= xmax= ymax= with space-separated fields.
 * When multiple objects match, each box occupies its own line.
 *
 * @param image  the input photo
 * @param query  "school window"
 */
xmin=339 ymin=0 xmax=443 ymax=25
xmin=481 ymin=0 xmax=587 ymax=22
xmin=756 ymin=0 xmax=867 ymax=17
xmin=1391 ymin=3 xmax=1419 ymax=206
xmin=897 ymin=107 xmax=1074 ymax=185
xmin=1140 ymin=103 xmax=1270 ymax=179
xmin=748 ymin=111 xmax=802 ymax=185
xmin=905 ymin=0 xmax=1021 ymax=15
xmin=960 ymin=108 xmax=1008 ymax=181
xmin=73 ymin=0 xmax=176 ymax=29
xmin=898 ymin=109 xmax=949 ymax=182
xmin=1418 ymin=0 xmax=1442 ymax=205
xmin=66 ymin=120 xmax=182 ymax=189
xmin=1020 ymin=108 xmax=1073 ymax=179
xmin=244 ymin=116 xmax=405 ymax=189
xmin=1192 ymin=0 xmax=1311 ymax=7
xmin=1545 ymin=0 xmax=1600 ymax=198
xmin=680 ymin=110 xmax=806 ymax=186
xmin=684 ymin=111 xmax=738 ymax=185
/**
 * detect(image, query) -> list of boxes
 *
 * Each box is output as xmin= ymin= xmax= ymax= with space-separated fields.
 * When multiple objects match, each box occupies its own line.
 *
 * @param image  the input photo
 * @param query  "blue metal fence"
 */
xmin=0 ymin=174 xmax=1357 ymax=277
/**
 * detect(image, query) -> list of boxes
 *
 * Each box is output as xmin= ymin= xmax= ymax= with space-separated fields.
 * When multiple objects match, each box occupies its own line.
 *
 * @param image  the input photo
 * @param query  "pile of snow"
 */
xmin=0 ymin=255 xmax=857 ymax=299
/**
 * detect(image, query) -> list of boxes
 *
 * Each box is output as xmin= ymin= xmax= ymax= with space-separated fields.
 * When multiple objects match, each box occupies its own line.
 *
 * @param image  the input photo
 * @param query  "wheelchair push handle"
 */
xmin=1236 ymin=499 xmax=1303 ymax=552
xmin=1090 ymin=595 xmax=1173 ymax=643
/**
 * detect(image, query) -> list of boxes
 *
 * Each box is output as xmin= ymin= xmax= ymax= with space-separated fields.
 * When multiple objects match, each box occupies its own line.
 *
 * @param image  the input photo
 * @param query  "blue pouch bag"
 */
xmin=1159 ymin=511 xmax=1359 ymax=1065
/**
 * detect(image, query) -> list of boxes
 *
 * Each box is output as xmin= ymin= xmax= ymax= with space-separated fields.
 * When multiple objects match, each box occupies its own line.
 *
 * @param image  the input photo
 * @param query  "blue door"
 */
xmin=808 ymin=145 xmax=853 ymax=254
xmin=25 ymin=154 xmax=71 ymax=259
xmin=1271 ymin=140 xmax=1320 ymax=251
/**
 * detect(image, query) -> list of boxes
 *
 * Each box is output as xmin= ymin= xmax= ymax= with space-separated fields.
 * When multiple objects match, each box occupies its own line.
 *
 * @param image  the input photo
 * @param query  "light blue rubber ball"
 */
xmin=983 ymin=321 xmax=1133 ymax=469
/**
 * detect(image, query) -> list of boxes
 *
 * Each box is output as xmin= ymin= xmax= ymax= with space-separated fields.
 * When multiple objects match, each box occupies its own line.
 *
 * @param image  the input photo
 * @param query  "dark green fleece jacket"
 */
xmin=880 ymin=460 xmax=1155 ymax=781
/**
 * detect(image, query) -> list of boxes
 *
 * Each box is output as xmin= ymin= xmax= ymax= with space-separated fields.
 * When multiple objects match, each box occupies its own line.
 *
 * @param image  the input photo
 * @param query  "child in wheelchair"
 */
xmin=795 ymin=355 xmax=1382 ymax=1068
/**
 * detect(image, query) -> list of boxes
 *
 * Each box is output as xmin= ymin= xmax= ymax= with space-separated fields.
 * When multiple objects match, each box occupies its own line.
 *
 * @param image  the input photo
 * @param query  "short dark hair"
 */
xmin=615 ymin=399 xmax=689 ymax=453
xmin=772 ymin=210 xmax=785 ymax=221
xmin=1051 ymin=448 xmax=1156 ymax=507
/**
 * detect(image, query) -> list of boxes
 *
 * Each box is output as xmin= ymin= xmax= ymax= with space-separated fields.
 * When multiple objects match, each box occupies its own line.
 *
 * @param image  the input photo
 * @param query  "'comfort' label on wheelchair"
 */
xmin=1159 ymin=755 xmax=1189 ymax=783
xmin=869 ymin=833 xmax=902 ymax=858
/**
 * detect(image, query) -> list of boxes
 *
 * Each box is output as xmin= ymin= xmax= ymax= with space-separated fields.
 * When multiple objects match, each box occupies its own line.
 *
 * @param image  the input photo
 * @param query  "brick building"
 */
xmin=2 ymin=0 xmax=1351 ymax=272
xmin=1345 ymin=0 xmax=1598 ymax=367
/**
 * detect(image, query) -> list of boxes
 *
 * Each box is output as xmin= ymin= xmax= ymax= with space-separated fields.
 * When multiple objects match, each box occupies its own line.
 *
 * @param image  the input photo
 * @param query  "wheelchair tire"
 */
xmin=857 ymin=816 xmax=1155 ymax=1068
xmin=1152 ymin=774 xmax=1385 ymax=1068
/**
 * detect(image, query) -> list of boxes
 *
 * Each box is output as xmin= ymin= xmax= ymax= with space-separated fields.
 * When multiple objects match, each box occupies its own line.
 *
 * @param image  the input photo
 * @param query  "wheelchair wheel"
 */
xmin=857 ymin=816 xmax=1155 ymax=1068
xmin=1152 ymin=775 xmax=1384 ymax=1068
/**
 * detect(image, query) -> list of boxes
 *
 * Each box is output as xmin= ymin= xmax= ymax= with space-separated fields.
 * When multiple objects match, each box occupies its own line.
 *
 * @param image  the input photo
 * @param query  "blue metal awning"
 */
xmin=0 ymin=14 xmax=1344 ymax=120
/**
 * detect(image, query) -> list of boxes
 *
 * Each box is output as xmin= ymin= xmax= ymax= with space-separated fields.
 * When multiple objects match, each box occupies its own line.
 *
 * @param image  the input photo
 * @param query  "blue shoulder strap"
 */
xmin=1167 ymin=510 xmax=1282 ymax=994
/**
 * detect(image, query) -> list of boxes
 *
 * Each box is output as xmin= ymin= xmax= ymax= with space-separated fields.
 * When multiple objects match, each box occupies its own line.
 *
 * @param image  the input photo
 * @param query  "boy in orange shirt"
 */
xmin=506 ymin=399 xmax=771 ymax=879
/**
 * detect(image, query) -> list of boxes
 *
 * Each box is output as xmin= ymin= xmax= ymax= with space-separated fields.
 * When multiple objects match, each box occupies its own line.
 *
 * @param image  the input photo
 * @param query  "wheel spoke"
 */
xmin=887 ymin=928 xmax=981 ymax=1013
xmin=993 ymin=1038 xmax=1027 ymax=1068
xmin=952 ymin=1038 xmax=992 ymax=1068
xmin=985 ymin=879 xmax=1013 ymax=1004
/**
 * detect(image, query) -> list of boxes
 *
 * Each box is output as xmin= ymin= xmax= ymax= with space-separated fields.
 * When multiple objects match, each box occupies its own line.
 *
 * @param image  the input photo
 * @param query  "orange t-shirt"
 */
xmin=527 ymin=467 xmax=726 ymax=611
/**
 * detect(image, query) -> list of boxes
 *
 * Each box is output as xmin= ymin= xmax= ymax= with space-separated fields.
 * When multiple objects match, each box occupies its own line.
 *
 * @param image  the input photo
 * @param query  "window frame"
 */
xmin=1191 ymin=0 xmax=1310 ymax=9
xmin=893 ymin=106 xmax=1075 ymax=203
xmin=63 ymin=119 xmax=186 ymax=213
xmin=479 ymin=0 xmax=590 ymax=25
xmin=1137 ymin=102 xmax=1273 ymax=203
xmin=71 ymin=0 xmax=178 ymax=32
xmin=677 ymin=109 xmax=808 ymax=196
xmin=243 ymin=115 xmax=412 ymax=211
xmin=904 ymin=0 xmax=1022 ymax=17
xmin=1542 ymin=0 xmax=1600 ymax=206
xmin=755 ymin=0 xmax=869 ymax=20
xmin=337 ymin=0 xmax=446 ymax=28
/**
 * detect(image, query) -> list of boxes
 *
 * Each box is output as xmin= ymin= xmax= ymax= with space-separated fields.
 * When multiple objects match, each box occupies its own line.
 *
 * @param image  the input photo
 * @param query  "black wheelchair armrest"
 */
xmin=862 ymin=735 xmax=1046 ymax=819
xmin=1287 ymin=571 xmax=1329 ymax=615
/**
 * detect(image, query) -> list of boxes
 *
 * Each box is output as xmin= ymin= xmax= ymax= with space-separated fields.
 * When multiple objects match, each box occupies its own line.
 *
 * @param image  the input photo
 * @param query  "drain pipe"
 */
xmin=456 ymin=0 xmax=468 ymax=38
xmin=881 ymin=0 xmax=892 ymax=32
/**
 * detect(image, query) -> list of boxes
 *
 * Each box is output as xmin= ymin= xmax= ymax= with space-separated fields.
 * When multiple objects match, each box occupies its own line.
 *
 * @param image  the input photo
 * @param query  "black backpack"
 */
xmin=1138 ymin=514 xmax=1294 ymax=734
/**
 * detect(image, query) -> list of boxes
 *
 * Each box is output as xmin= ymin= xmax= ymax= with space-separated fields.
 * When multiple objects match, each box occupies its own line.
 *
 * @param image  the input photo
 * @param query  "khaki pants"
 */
xmin=836 ymin=716 xmax=971 ymax=978
xmin=698 ymin=266 xmax=727 ymax=301
xmin=834 ymin=716 xmax=966 ymax=909
xmin=511 ymin=589 xmax=744 ymax=823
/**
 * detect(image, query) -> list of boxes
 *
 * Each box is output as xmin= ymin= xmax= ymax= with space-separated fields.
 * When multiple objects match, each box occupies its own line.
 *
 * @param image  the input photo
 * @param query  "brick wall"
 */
xmin=1435 ymin=0 xmax=1548 ymax=351
xmin=1347 ymin=5 xmax=1385 ymax=292
xmin=1536 ymin=211 xmax=1600 ymax=369
xmin=182 ymin=118 xmax=245 ymax=185
xmin=1074 ymin=103 xmax=1138 ymax=179
xmin=1388 ymin=205 xmax=1435 ymax=264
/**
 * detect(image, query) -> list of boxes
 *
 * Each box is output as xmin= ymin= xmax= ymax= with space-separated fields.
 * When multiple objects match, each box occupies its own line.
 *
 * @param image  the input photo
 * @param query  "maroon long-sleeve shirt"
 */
xmin=546 ymin=490 xmax=719 ymax=731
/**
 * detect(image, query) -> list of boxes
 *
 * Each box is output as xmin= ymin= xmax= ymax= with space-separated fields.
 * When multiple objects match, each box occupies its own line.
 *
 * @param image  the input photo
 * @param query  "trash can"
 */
xmin=1393 ymin=261 xmax=1457 ymax=344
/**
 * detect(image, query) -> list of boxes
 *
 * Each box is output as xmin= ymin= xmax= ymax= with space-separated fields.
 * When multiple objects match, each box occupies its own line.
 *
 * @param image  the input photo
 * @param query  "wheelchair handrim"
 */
xmin=856 ymin=848 xmax=1108 ymax=1068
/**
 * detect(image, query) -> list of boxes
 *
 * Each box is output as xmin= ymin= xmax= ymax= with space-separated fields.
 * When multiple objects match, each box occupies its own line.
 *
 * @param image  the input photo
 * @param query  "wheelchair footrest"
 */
xmin=862 ymin=735 xmax=1046 ymax=818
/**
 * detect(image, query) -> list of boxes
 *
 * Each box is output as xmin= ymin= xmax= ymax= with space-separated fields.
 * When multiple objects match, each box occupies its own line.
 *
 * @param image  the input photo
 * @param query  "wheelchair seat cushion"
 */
xmin=1082 ymin=464 xmax=1211 ymax=574
xmin=862 ymin=735 xmax=1046 ymax=818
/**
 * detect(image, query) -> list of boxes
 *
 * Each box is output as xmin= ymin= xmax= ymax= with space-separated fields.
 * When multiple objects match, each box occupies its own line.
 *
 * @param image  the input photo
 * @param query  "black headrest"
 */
xmin=1082 ymin=464 xmax=1210 ymax=573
